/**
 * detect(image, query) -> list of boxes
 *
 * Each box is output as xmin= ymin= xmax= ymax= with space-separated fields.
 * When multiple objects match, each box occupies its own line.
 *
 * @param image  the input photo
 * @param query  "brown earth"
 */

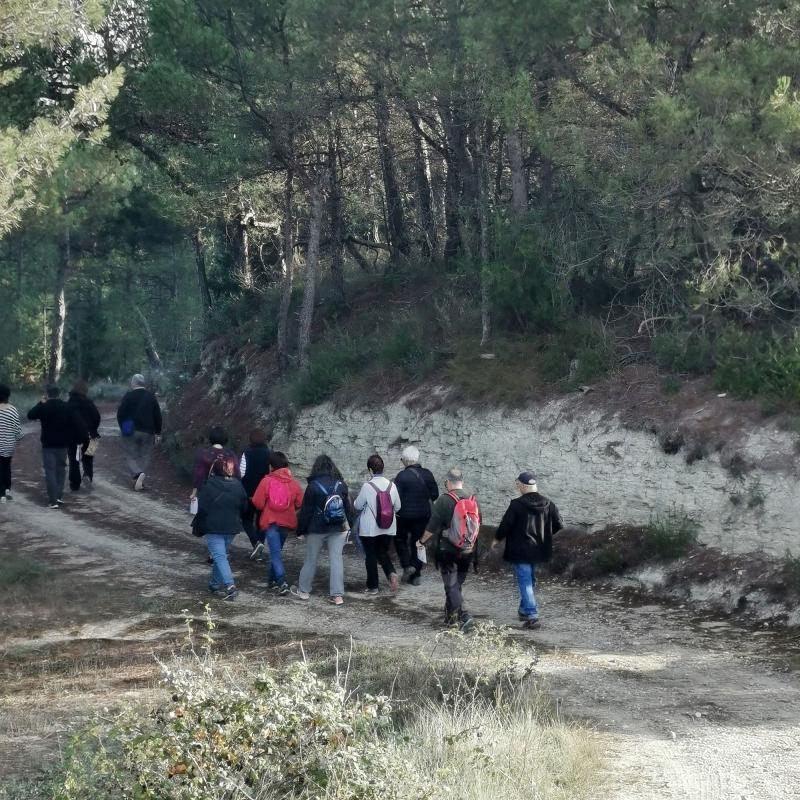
xmin=1 ymin=415 xmax=800 ymax=798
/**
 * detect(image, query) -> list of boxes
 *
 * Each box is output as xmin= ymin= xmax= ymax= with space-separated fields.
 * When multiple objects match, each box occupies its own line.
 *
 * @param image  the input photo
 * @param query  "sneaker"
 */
xmin=249 ymin=542 xmax=265 ymax=560
xmin=134 ymin=472 xmax=146 ymax=492
xmin=361 ymin=588 xmax=379 ymax=598
xmin=522 ymin=618 xmax=541 ymax=630
xmin=223 ymin=585 xmax=238 ymax=601
xmin=4 ymin=491 xmax=11 ymax=501
xmin=409 ymin=575 xmax=421 ymax=586
xmin=48 ymin=503 xmax=60 ymax=509
xmin=278 ymin=582 xmax=290 ymax=596
xmin=389 ymin=573 xmax=399 ymax=594
xmin=290 ymin=586 xmax=310 ymax=600
xmin=56 ymin=498 xmax=64 ymax=505
xmin=460 ymin=615 xmax=475 ymax=633
xmin=328 ymin=595 xmax=344 ymax=606
xmin=402 ymin=566 xmax=416 ymax=582
xmin=208 ymin=584 xmax=222 ymax=595
xmin=0 ymin=496 xmax=6 ymax=504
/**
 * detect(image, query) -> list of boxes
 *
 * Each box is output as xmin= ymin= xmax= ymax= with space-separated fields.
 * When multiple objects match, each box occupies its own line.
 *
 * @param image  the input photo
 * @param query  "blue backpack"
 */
xmin=315 ymin=480 xmax=346 ymax=524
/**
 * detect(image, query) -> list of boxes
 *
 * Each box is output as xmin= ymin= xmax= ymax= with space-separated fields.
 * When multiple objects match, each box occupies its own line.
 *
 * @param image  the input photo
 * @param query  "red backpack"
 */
xmin=369 ymin=480 xmax=395 ymax=529
xmin=266 ymin=477 xmax=292 ymax=512
xmin=442 ymin=492 xmax=481 ymax=554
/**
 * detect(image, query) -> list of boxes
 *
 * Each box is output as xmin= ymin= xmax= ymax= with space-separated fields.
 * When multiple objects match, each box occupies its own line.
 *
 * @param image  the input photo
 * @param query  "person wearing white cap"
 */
xmin=492 ymin=471 xmax=563 ymax=630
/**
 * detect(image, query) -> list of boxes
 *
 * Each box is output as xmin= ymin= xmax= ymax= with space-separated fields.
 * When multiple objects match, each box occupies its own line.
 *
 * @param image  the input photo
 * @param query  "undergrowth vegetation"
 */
xmin=18 ymin=615 xmax=600 ymax=800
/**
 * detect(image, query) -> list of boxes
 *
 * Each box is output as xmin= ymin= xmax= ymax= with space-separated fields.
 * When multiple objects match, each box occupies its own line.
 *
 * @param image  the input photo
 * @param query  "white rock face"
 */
xmin=271 ymin=396 xmax=800 ymax=557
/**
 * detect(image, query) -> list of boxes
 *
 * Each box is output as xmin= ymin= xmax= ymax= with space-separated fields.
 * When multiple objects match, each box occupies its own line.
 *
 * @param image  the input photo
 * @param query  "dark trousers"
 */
xmin=0 ymin=456 xmax=11 ymax=496
xmin=395 ymin=516 xmax=429 ymax=576
xmin=440 ymin=556 xmax=471 ymax=623
xmin=361 ymin=535 xmax=397 ymax=590
xmin=69 ymin=442 xmax=94 ymax=490
xmin=42 ymin=447 xmax=67 ymax=505
xmin=241 ymin=503 xmax=263 ymax=548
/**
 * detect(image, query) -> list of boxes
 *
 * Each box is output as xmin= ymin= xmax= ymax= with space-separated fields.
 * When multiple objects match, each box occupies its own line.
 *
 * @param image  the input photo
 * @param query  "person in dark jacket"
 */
xmin=292 ymin=454 xmax=353 ymax=606
xmin=27 ymin=385 xmax=85 ymax=508
xmin=117 ymin=374 xmax=162 ymax=491
xmin=393 ymin=445 xmax=438 ymax=585
xmin=196 ymin=454 xmax=249 ymax=601
xmin=191 ymin=426 xmax=240 ymax=491
xmin=238 ymin=428 xmax=271 ymax=555
xmin=493 ymin=471 xmax=563 ymax=630
xmin=67 ymin=379 xmax=101 ymax=491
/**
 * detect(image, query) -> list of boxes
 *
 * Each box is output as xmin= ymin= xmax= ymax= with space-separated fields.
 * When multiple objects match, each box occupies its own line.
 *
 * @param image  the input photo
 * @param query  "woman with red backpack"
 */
xmin=353 ymin=454 xmax=402 ymax=596
xmin=251 ymin=451 xmax=304 ymax=595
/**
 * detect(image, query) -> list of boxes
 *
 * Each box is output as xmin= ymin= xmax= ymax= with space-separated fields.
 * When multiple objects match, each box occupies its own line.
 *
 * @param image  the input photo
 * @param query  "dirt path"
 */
xmin=2 ymin=417 xmax=799 ymax=798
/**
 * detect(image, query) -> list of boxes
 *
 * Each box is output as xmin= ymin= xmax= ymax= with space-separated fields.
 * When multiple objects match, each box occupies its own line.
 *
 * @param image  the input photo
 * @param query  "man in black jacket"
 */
xmin=67 ymin=379 xmax=101 ymax=491
xmin=116 ymin=373 xmax=162 ymax=491
xmin=393 ymin=445 xmax=438 ymax=585
xmin=27 ymin=385 xmax=85 ymax=508
xmin=493 ymin=471 xmax=563 ymax=630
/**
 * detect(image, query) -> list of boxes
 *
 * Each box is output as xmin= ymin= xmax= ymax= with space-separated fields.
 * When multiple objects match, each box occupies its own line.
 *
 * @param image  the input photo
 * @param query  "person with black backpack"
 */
xmin=417 ymin=467 xmax=481 ymax=632
xmin=292 ymin=454 xmax=353 ymax=606
xmin=354 ymin=454 xmax=402 ymax=596
xmin=393 ymin=445 xmax=438 ymax=586
xmin=492 ymin=471 xmax=563 ymax=630
xmin=238 ymin=428 xmax=271 ymax=557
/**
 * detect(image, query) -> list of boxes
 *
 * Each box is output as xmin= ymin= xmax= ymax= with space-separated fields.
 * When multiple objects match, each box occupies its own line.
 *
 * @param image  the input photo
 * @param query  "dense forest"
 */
xmin=2 ymin=1 xmax=800 ymax=404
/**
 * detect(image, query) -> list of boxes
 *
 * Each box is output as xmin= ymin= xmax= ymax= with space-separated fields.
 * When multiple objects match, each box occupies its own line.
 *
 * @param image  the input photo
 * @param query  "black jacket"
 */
xmin=68 ymin=392 xmax=101 ymax=440
xmin=297 ymin=474 xmax=353 ymax=535
xmin=27 ymin=399 xmax=85 ymax=448
xmin=196 ymin=475 xmax=248 ymax=535
xmin=117 ymin=388 xmax=162 ymax=435
xmin=394 ymin=464 xmax=439 ymax=519
xmin=495 ymin=492 xmax=563 ymax=564
xmin=241 ymin=444 xmax=271 ymax=497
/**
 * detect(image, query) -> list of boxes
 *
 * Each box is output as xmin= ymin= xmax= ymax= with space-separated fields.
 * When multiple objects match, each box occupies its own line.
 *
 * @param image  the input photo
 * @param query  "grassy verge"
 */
xmin=7 ymin=620 xmax=602 ymax=800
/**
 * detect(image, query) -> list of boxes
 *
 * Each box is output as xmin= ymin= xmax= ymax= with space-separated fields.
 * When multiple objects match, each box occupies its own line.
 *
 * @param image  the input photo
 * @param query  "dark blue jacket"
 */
xmin=394 ymin=464 xmax=439 ymax=520
xmin=197 ymin=475 xmax=248 ymax=535
xmin=297 ymin=474 xmax=353 ymax=535
xmin=241 ymin=444 xmax=270 ymax=497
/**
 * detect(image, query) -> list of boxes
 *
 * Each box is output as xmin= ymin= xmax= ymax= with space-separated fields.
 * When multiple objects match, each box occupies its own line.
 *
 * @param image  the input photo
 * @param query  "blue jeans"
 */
xmin=206 ymin=533 xmax=236 ymax=590
xmin=264 ymin=524 xmax=288 ymax=584
xmin=513 ymin=562 xmax=538 ymax=620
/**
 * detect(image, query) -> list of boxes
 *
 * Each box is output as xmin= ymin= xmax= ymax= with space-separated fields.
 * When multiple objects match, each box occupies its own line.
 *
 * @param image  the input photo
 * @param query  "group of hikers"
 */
xmin=1 ymin=374 xmax=563 ymax=631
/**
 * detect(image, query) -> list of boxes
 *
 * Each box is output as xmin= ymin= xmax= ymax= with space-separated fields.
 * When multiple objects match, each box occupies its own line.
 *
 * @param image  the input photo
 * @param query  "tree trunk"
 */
xmin=193 ymin=228 xmax=213 ymax=313
xmin=47 ymin=227 xmax=70 ymax=384
xmin=134 ymin=304 xmax=163 ymax=369
xmin=477 ymin=134 xmax=491 ymax=347
xmin=277 ymin=170 xmax=295 ymax=369
xmin=506 ymin=130 xmax=528 ymax=215
xmin=375 ymin=82 xmax=409 ymax=262
xmin=411 ymin=115 xmax=437 ymax=258
xmin=327 ymin=125 xmax=346 ymax=305
xmin=297 ymin=181 xmax=324 ymax=371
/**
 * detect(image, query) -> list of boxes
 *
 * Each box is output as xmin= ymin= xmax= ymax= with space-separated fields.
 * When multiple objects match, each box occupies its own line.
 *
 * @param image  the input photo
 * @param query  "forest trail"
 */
xmin=1 ymin=416 xmax=799 ymax=799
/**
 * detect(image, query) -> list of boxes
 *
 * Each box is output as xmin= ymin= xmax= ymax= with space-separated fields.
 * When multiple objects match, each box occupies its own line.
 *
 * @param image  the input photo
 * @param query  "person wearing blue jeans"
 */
xmin=493 ymin=471 xmax=563 ymax=630
xmin=197 ymin=454 xmax=249 ymax=601
xmin=264 ymin=524 xmax=288 ymax=586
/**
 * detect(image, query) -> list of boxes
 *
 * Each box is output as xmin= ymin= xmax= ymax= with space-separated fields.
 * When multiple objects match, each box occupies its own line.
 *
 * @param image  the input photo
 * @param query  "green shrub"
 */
xmin=537 ymin=320 xmax=615 ymax=386
xmin=661 ymin=375 xmax=681 ymax=395
xmin=0 ymin=556 xmax=49 ymax=588
xmin=289 ymin=332 xmax=368 ymax=405
xmin=643 ymin=508 xmax=700 ymax=559
xmin=652 ymin=330 xmax=714 ymax=374
xmin=591 ymin=545 xmax=625 ymax=574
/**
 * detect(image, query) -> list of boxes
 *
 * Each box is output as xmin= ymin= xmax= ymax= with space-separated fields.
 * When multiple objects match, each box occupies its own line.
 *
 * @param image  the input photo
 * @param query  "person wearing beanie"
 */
xmin=493 ymin=471 xmax=563 ymax=630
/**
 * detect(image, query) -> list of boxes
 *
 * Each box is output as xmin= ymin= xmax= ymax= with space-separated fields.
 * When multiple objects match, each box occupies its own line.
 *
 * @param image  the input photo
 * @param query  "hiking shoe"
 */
xmin=328 ymin=595 xmax=344 ymax=606
xmin=402 ymin=566 xmax=415 ymax=582
xmin=0 ymin=496 xmax=6 ymax=504
xmin=249 ymin=542 xmax=265 ymax=560
xmin=223 ymin=585 xmax=238 ymax=601
xmin=134 ymin=473 xmax=146 ymax=491
xmin=460 ymin=615 xmax=476 ymax=633
xmin=362 ymin=588 xmax=379 ymax=598
xmin=208 ymin=584 xmax=222 ymax=595
xmin=278 ymin=582 xmax=290 ymax=596
xmin=48 ymin=503 xmax=60 ymax=509
xmin=56 ymin=498 xmax=64 ymax=505
xmin=290 ymin=586 xmax=310 ymax=600
xmin=409 ymin=575 xmax=421 ymax=586
xmin=522 ymin=618 xmax=541 ymax=630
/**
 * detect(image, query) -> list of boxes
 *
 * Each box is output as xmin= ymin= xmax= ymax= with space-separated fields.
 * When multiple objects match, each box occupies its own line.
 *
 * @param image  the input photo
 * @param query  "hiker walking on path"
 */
xmin=418 ymin=467 xmax=481 ymax=631
xmin=196 ymin=454 xmax=249 ymax=601
xmin=251 ymin=451 xmax=303 ymax=595
xmin=292 ymin=454 xmax=353 ymax=606
xmin=354 ymin=454 xmax=401 ymax=596
xmin=192 ymin=426 xmax=240 ymax=492
xmin=239 ymin=429 xmax=271 ymax=556
xmin=393 ymin=445 xmax=438 ymax=585
xmin=0 ymin=385 xmax=23 ymax=503
xmin=493 ymin=471 xmax=563 ymax=630
xmin=27 ymin=385 xmax=86 ymax=508
xmin=117 ymin=374 xmax=162 ymax=491
xmin=67 ymin=380 xmax=101 ymax=492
